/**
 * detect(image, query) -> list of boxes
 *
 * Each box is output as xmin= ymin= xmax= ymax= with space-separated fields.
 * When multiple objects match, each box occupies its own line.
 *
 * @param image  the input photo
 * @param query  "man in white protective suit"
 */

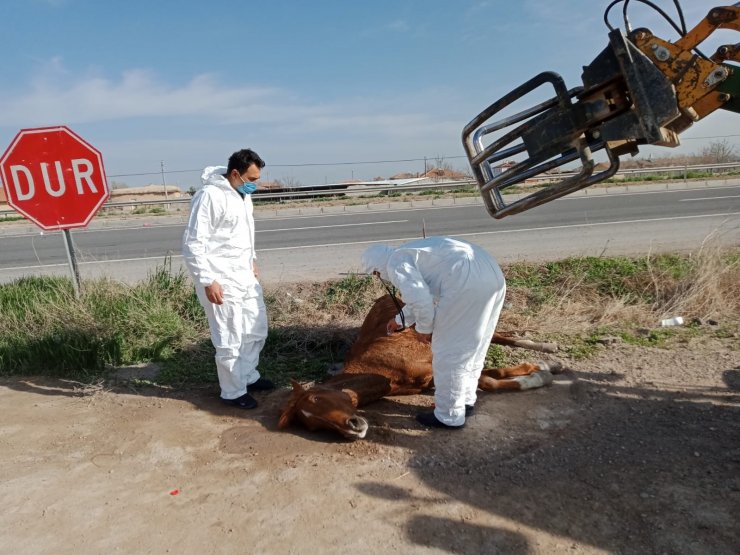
xmin=182 ymin=149 xmax=274 ymax=409
xmin=361 ymin=236 xmax=506 ymax=428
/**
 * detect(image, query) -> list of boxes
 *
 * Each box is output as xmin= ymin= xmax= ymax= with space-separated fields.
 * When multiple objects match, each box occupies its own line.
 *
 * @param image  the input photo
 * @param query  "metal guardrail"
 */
xmin=0 ymin=181 xmax=482 ymax=217
xmin=526 ymin=161 xmax=740 ymax=182
xmin=1 ymin=162 xmax=738 ymax=218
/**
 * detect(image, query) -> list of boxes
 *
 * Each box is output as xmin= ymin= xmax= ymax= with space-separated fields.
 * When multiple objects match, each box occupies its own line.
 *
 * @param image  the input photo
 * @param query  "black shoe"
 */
xmin=416 ymin=410 xmax=465 ymax=429
xmin=465 ymin=404 xmax=475 ymax=417
xmin=248 ymin=377 xmax=275 ymax=391
xmin=221 ymin=392 xmax=258 ymax=409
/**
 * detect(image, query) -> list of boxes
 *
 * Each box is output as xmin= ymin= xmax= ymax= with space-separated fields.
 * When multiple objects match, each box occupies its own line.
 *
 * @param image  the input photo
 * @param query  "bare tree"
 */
xmin=700 ymin=139 xmax=740 ymax=164
xmin=432 ymin=155 xmax=453 ymax=172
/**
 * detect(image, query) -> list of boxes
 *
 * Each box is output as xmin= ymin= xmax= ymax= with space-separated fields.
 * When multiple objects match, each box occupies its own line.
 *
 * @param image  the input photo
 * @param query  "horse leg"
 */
xmin=478 ymin=361 xmax=562 ymax=392
xmin=482 ymin=360 xmax=563 ymax=379
xmin=491 ymin=332 xmax=558 ymax=353
xmin=478 ymin=372 xmax=553 ymax=392
xmin=482 ymin=362 xmax=541 ymax=379
xmin=478 ymin=375 xmax=531 ymax=391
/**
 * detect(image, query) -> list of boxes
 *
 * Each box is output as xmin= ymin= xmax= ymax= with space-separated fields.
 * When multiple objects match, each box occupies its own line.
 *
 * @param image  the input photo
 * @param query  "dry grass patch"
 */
xmin=502 ymin=246 xmax=739 ymax=337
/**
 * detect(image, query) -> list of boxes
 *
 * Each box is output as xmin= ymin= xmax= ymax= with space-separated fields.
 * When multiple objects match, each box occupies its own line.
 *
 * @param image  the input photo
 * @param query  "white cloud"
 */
xmin=0 ymin=59 xmax=464 ymax=138
xmin=0 ymin=64 xmax=282 ymax=126
xmin=0 ymin=59 xmax=473 ymax=186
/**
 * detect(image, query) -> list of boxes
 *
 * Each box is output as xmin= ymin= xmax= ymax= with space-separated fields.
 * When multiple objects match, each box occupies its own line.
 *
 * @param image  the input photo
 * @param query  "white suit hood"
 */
xmin=361 ymin=245 xmax=396 ymax=279
xmin=201 ymin=166 xmax=230 ymax=188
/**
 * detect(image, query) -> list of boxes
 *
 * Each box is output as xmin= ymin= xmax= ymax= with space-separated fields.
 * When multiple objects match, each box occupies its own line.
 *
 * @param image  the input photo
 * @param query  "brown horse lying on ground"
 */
xmin=278 ymin=294 xmax=562 ymax=439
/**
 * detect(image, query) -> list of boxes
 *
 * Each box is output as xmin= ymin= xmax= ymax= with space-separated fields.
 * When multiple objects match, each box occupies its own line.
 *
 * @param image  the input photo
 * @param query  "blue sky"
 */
xmin=1 ymin=0 xmax=735 ymax=189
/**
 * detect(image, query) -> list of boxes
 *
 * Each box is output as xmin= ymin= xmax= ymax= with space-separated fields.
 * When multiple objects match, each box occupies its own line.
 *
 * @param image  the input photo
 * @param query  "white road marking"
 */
xmin=680 ymin=195 xmax=740 ymax=202
xmin=0 ymin=217 xmax=408 ymax=239
xmin=256 ymin=211 xmax=739 ymax=252
xmin=256 ymin=219 xmax=407 ymax=233
xmin=2 ymin=211 xmax=735 ymax=271
xmin=1 ymin=185 xmax=738 ymax=239
xmin=1 ymin=255 xmax=182 ymax=271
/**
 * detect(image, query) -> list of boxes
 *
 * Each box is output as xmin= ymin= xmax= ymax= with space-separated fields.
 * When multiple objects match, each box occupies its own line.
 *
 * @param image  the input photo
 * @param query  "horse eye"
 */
xmin=308 ymin=395 xmax=319 ymax=404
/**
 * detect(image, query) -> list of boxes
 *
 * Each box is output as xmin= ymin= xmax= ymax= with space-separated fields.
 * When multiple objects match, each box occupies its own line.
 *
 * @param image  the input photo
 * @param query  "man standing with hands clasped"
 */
xmin=361 ymin=236 xmax=507 ymax=429
xmin=183 ymin=148 xmax=274 ymax=409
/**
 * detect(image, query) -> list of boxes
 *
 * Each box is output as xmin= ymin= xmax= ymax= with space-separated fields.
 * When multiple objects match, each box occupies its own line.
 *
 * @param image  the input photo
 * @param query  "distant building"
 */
xmin=108 ymin=185 xmax=184 ymax=202
xmin=491 ymin=161 xmax=516 ymax=177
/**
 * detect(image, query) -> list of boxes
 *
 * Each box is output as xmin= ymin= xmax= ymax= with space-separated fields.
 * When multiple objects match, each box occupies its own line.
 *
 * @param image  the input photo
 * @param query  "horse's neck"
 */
xmin=324 ymin=373 xmax=393 ymax=408
xmin=355 ymin=295 xmax=401 ymax=340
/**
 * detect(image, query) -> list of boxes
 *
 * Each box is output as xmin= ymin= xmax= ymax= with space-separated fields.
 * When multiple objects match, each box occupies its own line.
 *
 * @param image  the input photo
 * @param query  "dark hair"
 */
xmin=226 ymin=149 xmax=265 ymax=174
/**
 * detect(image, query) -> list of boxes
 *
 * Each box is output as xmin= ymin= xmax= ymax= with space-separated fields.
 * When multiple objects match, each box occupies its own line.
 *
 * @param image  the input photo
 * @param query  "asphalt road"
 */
xmin=0 ymin=182 xmax=738 ymax=285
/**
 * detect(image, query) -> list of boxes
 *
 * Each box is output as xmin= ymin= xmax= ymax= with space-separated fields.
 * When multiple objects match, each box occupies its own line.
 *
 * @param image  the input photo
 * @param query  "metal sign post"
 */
xmin=61 ymin=229 xmax=81 ymax=298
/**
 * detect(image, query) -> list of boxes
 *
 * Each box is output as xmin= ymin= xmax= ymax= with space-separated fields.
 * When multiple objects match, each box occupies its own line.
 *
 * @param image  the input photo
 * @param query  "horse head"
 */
xmin=278 ymin=380 xmax=369 ymax=440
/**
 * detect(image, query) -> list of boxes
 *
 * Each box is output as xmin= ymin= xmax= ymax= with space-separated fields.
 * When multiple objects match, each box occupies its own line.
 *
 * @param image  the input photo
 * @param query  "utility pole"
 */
xmin=160 ymin=160 xmax=169 ymax=201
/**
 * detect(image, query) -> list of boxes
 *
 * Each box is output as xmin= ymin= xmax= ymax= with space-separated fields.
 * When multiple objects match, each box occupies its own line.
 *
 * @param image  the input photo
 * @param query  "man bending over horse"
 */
xmin=361 ymin=236 xmax=506 ymax=429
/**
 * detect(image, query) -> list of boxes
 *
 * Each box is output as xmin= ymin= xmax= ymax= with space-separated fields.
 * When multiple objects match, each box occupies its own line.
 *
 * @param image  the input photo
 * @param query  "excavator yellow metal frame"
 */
xmin=463 ymin=3 xmax=739 ymax=219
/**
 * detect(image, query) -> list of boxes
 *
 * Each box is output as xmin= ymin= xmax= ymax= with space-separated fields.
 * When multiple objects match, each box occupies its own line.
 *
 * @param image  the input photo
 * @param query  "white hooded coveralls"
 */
xmin=362 ymin=237 xmax=506 ymax=426
xmin=182 ymin=166 xmax=268 ymax=400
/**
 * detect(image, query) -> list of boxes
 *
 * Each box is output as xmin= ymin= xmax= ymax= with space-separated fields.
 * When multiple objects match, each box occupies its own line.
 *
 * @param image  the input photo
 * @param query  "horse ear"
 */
xmin=290 ymin=379 xmax=306 ymax=392
xmin=278 ymin=406 xmax=295 ymax=429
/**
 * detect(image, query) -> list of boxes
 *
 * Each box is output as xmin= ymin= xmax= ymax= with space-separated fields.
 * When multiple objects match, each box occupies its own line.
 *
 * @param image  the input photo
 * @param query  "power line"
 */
xmin=271 ymin=156 xmax=469 ymax=167
xmin=679 ymin=134 xmax=740 ymax=140
xmin=105 ymin=134 xmax=740 ymax=179
xmin=107 ymin=155 xmax=468 ymax=178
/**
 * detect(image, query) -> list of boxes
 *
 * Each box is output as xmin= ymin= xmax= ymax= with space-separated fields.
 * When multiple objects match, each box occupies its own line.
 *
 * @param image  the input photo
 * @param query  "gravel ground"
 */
xmin=1 ymin=331 xmax=738 ymax=554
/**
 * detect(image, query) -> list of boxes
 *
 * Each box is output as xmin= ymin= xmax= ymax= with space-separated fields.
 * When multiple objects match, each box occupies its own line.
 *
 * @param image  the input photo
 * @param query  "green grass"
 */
xmin=0 ymin=268 xmax=380 ymax=386
xmin=562 ymin=338 xmax=602 ymax=360
xmin=0 ymin=251 xmax=736 ymax=384
xmin=320 ymin=274 xmax=374 ymax=315
xmin=131 ymin=206 xmax=166 ymax=215
xmin=556 ymin=326 xmax=612 ymax=360
xmin=619 ymin=328 xmax=676 ymax=348
xmin=258 ymin=274 xmax=381 ymax=385
xmin=555 ymin=321 xmax=712 ymax=358
xmin=506 ymin=254 xmax=696 ymax=305
xmin=260 ymin=328 xmax=339 ymax=384
xmin=0 ymin=263 xmax=208 ymax=379
xmin=485 ymin=344 xmax=513 ymax=368
xmin=605 ymin=170 xmax=740 ymax=184
xmin=712 ymin=325 xmax=736 ymax=339
xmin=0 ymin=214 xmax=25 ymax=223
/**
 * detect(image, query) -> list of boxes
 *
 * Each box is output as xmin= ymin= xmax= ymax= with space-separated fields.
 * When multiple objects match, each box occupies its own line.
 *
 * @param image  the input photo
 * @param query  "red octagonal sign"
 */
xmin=0 ymin=126 xmax=109 ymax=230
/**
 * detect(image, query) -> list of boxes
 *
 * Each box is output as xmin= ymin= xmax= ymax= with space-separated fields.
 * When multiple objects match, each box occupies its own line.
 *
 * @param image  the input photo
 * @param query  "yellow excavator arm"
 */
xmin=463 ymin=2 xmax=740 ymax=219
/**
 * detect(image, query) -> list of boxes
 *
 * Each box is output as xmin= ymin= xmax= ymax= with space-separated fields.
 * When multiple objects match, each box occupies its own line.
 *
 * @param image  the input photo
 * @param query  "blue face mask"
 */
xmin=236 ymin=177 xmax=257 ymax=195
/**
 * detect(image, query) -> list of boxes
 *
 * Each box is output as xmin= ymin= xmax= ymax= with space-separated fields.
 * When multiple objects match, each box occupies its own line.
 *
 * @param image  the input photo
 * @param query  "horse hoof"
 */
xmin=514 ymin=370 xmax=553 ymax=390
xmin=538 ymin=360 xmax=564 ymax=374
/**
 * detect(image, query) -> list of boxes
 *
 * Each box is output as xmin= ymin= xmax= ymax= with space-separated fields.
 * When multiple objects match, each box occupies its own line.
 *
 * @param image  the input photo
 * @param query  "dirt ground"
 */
xmin=1 ymin=334 xmax=738 ymax=554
